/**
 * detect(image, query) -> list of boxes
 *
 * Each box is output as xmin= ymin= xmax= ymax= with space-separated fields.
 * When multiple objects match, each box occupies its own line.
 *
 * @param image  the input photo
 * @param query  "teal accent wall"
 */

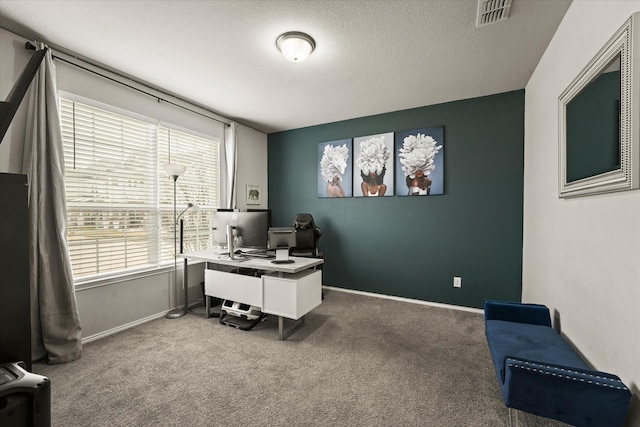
xmin=268 ymin=90 xmax=524 ymax=308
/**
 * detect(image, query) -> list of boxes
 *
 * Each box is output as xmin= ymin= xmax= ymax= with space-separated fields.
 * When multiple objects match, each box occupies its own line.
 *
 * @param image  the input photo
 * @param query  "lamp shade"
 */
xmin=177 ymin=203 xmax=198 ymax=221
xmin=276 ymin=32 xmax=316 ymax=62
xmin=164 ymin=163 xmax=186 ymax=178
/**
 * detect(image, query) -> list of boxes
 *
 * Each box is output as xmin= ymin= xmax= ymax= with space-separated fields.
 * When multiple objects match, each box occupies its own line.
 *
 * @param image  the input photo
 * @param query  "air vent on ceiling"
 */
xmin=476 ymin=0 xmax=512 ymax=27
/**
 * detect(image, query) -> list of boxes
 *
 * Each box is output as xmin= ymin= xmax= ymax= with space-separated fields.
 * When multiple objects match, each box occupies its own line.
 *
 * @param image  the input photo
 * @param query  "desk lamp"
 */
xmin=178 ymin=203 xmax=197 ymax=253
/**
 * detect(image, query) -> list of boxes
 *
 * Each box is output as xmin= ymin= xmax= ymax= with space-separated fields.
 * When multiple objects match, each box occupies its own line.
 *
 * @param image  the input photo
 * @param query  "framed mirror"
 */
xmin=559 ymin=13 xmax=639 ymax=198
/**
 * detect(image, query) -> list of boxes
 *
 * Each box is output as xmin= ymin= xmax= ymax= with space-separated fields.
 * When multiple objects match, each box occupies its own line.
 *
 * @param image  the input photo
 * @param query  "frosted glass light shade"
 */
xmin=276 ymin=32 xmax=316 ymax=62
xmin=164 ymin=163 xmax=186 ymax=178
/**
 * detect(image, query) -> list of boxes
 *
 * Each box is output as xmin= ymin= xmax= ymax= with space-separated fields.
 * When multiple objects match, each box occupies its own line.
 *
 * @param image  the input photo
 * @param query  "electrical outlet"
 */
xmin=453 ymin=276 xmax=462 ymax=288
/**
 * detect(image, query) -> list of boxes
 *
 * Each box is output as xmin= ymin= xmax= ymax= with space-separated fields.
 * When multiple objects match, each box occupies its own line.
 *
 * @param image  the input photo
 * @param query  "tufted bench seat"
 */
xmin=484 ymin=300 xmax=632 ymax=427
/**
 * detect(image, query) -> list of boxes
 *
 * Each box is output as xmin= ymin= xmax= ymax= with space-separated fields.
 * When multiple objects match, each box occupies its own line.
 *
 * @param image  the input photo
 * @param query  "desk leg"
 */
xmin=183 ymin=257 xmax=189 ymax=314
xmin=203 ymin=261 xmax=211 ymax=319
xmin=278 ymin=316 xmax=306 ymax=340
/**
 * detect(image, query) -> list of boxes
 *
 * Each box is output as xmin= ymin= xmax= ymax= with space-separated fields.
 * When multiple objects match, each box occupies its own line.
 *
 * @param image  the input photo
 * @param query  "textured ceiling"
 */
xmin=0 ymin=0 xmax=572 ymax=133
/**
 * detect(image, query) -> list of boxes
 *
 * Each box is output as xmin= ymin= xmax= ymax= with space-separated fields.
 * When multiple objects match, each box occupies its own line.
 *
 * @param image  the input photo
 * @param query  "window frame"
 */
xmin=59 ymin=92 xmax=221 ymax=286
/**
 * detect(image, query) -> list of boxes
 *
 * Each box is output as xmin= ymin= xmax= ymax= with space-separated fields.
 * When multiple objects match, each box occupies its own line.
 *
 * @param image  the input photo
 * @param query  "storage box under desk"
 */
xmin=262 ymin=269 xmax=322 ymax=319
xmin=204 ymin=269 xmax=262 ymax=308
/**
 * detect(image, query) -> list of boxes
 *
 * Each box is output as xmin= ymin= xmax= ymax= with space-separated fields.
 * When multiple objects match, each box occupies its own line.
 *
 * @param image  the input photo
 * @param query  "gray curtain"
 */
xmin=21 ymin=42 xmax=82 ymax=364
xmin=224 ymin=121 xmax=237 ymax=209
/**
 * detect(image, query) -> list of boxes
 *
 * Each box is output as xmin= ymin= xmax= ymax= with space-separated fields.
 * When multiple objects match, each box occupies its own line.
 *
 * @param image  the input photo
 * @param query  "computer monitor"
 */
xmin=247 ymin=208 xmax=272 ymax=230
xmin=267 ymin=227 xmax=296 ymax=249
xmin=212 ymin=210 xmax=270 ymax=249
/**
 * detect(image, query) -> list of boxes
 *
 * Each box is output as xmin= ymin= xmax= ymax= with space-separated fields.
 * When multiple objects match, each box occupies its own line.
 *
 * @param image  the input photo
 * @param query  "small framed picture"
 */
xmin=246 ymin=184 xmax=261 ymax=205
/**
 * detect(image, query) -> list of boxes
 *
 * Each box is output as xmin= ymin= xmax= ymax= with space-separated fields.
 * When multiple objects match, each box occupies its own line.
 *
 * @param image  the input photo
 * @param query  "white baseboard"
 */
xmin=323 ymin=285 xmax=484 ymax=314
xmin=83 ymin=288 xmax=482 ymax=344
xmin=81 ymin=311 xmax=169 ymax=344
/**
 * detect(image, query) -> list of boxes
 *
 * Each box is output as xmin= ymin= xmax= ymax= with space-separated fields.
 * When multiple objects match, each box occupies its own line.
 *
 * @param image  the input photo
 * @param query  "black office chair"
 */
xmin=290 ymin=213 xmax=322 ymax=257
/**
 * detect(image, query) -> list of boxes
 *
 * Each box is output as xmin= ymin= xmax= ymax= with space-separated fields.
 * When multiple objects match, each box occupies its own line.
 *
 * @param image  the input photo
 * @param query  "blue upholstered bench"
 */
xmin=484 ymin=300 xmax=632 ymax=427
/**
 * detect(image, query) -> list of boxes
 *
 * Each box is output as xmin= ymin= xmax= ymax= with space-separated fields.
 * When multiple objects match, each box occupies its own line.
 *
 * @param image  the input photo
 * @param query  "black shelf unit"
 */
xmin=0 ymin=173 xmax=31 ymax=371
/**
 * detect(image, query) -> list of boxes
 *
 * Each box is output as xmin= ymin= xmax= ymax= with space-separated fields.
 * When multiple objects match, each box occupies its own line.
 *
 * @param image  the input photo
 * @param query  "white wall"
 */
xmin=524 ymin=0 xmax=640 ymax=420
xmin=76 ymin=262 xmax=204 ymax=341
xmin=235 ymin=124 xmax=268 ymax=211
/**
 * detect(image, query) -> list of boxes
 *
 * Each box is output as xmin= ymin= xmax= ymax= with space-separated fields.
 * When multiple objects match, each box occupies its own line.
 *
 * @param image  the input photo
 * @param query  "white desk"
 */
xmin=179 ymin=249 xmax=323 ymax=339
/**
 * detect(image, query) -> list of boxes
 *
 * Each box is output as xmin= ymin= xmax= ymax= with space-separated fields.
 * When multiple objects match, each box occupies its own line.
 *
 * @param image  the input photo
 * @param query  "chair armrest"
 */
xmin=484 ymin=300 xmax=551 ymax=326
xmin=503 ymin=357 xmax=631 ymax=427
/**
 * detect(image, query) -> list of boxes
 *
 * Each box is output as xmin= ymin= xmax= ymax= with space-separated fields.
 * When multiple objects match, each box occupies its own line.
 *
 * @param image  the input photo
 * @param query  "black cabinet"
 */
xmin=0 ymin=173 xmax=30 ymax=371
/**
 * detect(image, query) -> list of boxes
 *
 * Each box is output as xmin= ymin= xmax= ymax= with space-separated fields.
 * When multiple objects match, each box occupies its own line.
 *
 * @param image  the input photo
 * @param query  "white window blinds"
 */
xmin=158 ymin=127 xmax=220 ymax=256
xmin=60 ymin=98 xmax=220 ymax=280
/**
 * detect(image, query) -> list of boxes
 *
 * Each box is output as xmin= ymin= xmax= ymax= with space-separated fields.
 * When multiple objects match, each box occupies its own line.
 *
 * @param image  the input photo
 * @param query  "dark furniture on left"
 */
xmin=0 ymin=173 xmax=31 ymax=371
xmin=0 ymin=362 xmax=50 ymax=427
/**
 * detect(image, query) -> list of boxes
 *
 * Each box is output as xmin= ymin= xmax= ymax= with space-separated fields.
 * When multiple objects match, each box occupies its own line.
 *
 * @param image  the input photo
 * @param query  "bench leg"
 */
xmin=508 ymin=407 xmax=519 ymax=427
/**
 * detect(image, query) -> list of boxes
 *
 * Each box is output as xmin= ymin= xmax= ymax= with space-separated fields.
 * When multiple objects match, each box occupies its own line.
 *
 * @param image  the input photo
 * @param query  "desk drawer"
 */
xmin=262 ymin=269 xmax=322 ymax=319
xmin=204 ymin=269 xmax=262 ymax=308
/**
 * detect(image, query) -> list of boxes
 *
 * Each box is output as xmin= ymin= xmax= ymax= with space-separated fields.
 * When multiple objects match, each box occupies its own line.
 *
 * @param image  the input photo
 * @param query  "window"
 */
xmin=60 ymin=98 xmax=220 ymax=280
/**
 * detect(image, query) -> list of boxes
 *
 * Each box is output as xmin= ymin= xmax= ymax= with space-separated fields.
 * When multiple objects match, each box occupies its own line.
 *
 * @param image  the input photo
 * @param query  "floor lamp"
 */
xmin=178 ymin=203 xmax=196 ymax=311
xmin=164 ymin=162 xmax=187 ymax=319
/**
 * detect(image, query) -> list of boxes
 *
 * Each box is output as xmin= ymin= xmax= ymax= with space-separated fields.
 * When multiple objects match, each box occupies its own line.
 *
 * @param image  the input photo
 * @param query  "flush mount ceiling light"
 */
xmin=276 ymin=31 xmax=316 ymax=62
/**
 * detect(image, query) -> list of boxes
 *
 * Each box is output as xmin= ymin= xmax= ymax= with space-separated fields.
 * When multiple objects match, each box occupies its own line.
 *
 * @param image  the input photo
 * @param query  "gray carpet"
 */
xmin=33 ymin=289 xmax=567 ymax=426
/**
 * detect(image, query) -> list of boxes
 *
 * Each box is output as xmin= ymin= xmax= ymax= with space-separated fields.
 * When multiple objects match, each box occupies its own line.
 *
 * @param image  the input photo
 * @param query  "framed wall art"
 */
xmin=352 ymin=132 xmax=394 ymax=197
xmin=317 ymin=139 xmax=353 ymax=198
xmin=394 ymin=126 xmax=444 ymax=196
xmin=246 ymin=184 xmax=261 ymax=205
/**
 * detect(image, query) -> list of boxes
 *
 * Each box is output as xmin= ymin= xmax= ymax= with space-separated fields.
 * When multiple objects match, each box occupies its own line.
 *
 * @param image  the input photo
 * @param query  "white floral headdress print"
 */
xmin=320 ymin=144 xmax=349 ymax=182
xmin=398 ymin=133 xmax=443 ymax=179
xmin=356 ymin=137 xmax=390 ymax=176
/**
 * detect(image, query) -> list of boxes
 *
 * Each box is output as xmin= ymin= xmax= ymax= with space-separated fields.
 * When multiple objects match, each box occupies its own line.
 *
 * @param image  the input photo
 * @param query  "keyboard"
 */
xmin=241 ymin=249 xmax=274 ymax=259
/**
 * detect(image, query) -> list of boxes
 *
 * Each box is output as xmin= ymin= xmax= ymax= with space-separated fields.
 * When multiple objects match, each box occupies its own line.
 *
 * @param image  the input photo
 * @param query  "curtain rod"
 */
xmin=25 ymin=41 xmax=231 ymax=127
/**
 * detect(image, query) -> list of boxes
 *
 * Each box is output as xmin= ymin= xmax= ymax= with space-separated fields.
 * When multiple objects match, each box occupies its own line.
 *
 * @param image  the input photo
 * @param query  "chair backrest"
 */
xmin=292 ymin=213 xmax=322 ymax=253
xmin=293 ymin=213 xmax=316 ymax=230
